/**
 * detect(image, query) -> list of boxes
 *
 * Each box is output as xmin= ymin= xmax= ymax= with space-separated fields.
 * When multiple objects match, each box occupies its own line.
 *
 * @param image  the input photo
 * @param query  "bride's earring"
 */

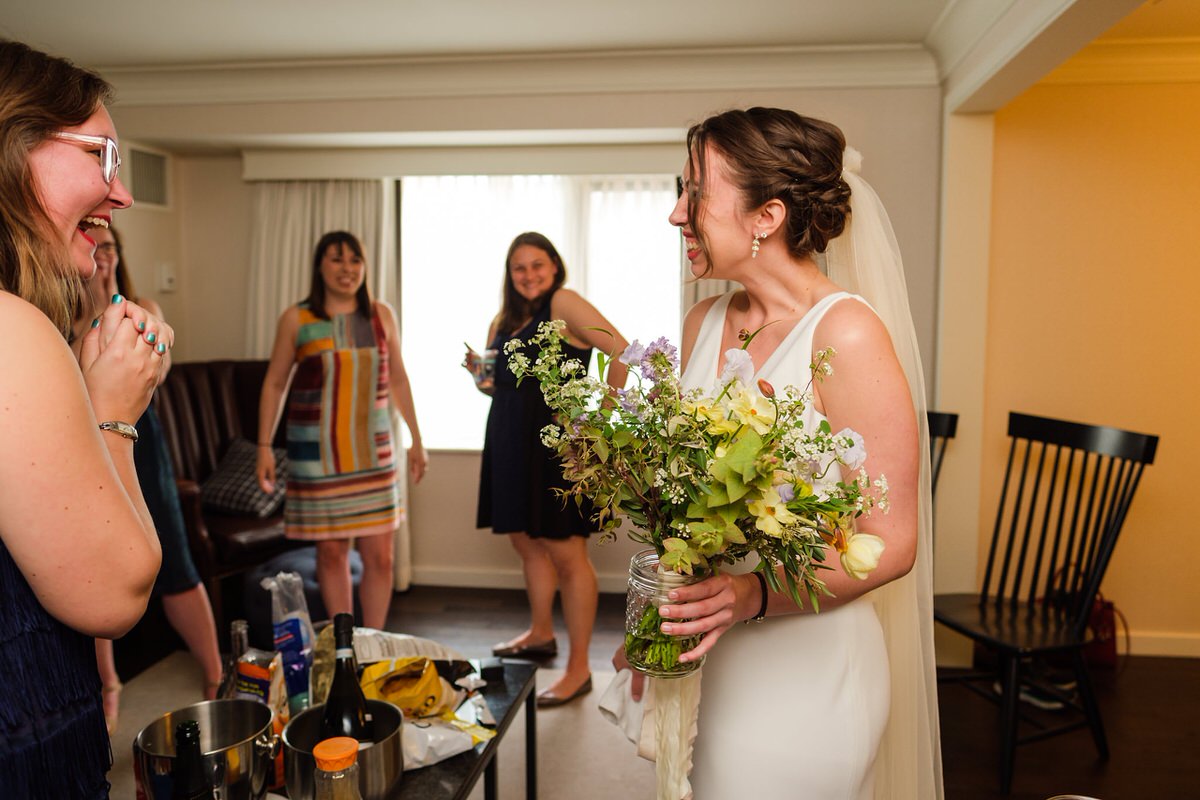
xmin=751 ymin=231 xmax=766 ymax=259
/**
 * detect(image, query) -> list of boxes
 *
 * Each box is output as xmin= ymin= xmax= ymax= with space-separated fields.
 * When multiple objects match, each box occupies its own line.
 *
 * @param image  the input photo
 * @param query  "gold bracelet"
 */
xmin=98 ymin=420 xmax=138 ymax=442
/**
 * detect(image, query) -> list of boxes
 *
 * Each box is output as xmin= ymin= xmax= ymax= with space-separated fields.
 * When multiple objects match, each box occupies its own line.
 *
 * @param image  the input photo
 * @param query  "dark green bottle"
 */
xmin=320 ymin=613 xmax=369 ymax=742
xmin=171 ymin=719 xmax=214 ymax=800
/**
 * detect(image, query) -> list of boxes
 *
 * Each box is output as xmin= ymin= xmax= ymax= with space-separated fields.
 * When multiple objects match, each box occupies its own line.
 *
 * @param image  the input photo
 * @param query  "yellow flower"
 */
xmin=747 ymin=486 xmax=799 ymax=537
xmin=840 ymin=532 xmax=885 ymax=580
xmin=730 ymin=388 xmax=776 ymax=435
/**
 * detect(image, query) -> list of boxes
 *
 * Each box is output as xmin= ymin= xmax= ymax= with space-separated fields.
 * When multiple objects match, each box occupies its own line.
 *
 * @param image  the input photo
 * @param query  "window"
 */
xmin=400 ymin=174 xmax=680 ymax=450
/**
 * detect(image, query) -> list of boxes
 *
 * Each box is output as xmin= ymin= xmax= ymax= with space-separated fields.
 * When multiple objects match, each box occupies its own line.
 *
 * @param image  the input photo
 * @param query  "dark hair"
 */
xmin=686 ymin=107 xmax=852 ymax=273
xmin=107 ymin=226 xmax=138 ymax=300
xmin=303 ymin=230 xmax=372 ymax=319
xmin=0 ymin=39 xmax=113 ymax=335
xmin=494 ymin=231 xmax=567 ymax=336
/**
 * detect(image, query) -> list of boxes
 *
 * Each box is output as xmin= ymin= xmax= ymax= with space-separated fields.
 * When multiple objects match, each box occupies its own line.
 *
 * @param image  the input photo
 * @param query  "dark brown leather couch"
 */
xmin=155 ymin=359 xmax=302 ymax=632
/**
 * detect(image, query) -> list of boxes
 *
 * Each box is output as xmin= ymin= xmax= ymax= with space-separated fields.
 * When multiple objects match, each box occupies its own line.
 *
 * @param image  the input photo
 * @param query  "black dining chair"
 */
xmin=927 ymin=410 xmax=958 ymax=499
xmin=934 ymin=412 xmax=1157 ymax=794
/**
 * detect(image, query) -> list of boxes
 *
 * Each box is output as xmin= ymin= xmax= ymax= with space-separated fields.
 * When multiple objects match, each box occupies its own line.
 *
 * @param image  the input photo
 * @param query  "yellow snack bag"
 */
xmin=360 ymin=657 xmax=460 ymax=719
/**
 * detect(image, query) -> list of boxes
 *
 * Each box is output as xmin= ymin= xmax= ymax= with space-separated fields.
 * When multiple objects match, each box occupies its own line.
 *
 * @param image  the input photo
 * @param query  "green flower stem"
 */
xmin=625 ymin=604 xmax=700 ymax=675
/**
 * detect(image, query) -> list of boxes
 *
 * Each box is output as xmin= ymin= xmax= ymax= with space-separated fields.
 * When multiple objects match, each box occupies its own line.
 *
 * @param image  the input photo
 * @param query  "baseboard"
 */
xmin=411 ymin=566 xmax=631 ymax=594
xmin=1129 ymin=632 xmax=1200 ymax=658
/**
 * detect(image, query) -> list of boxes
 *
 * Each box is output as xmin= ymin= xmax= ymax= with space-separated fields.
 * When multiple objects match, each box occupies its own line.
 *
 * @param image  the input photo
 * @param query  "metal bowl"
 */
xmin=282 ymin=699 xmax=403 ymax=800
xmin=132 ymin=698 xmax=279 ymax=800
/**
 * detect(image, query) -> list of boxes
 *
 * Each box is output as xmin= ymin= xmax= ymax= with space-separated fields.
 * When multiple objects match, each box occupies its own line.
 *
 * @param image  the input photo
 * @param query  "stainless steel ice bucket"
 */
xmin=132 ymin=698 xmax=279 ymax=800
xmin=282 ymin=699 xmax=403 ymax=800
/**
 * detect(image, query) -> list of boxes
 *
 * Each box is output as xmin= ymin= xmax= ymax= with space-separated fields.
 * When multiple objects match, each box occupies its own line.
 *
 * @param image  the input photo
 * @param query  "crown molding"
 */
xmin=1041 ymin=38 xmax=1200 ymax=85
xmin=103 ymin=45 xmax=938 ymax=107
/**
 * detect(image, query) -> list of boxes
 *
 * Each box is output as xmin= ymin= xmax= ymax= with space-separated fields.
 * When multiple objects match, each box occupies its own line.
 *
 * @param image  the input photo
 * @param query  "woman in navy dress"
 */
xmin=469 ymin=232 xmax=628 ymax=706
xmin=0 ymin=40 xmax=169 ymax=797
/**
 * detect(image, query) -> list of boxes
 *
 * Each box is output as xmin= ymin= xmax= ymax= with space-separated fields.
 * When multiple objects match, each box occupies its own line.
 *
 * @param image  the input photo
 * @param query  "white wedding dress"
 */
xmin=682 ymin=290 xmax=890 ymax=800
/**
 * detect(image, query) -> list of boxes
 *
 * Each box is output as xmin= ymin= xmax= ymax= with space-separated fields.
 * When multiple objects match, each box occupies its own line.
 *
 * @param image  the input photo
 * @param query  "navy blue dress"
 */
xmin=135 ymin=404 xmax=201 ymax=594
xmin=0 ymin=540 xmax=111 ymax=798
xmin=477 ymin=292 xmax=595 ymax=539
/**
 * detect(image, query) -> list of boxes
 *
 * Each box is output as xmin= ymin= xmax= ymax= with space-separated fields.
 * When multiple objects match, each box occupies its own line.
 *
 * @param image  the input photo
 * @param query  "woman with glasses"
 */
xmin=71 ymin=227 xmax=224 ymax=735
xmin=0 ymin=40 xmax=171 ymax=797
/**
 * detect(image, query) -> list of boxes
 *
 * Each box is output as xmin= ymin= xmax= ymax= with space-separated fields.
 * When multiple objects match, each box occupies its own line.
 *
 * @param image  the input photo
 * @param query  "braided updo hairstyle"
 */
xmin=686 ymin=107 xmax=852 ymax=272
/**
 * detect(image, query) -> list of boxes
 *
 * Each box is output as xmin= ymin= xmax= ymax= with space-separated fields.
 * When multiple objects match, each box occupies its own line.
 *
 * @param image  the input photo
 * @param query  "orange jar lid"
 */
xmin=313 ymin=737 xmax=359 ymax=771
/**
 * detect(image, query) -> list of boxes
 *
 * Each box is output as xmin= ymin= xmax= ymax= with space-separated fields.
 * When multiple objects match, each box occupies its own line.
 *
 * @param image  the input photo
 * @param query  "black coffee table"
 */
xmin=396 ymin=660 xmax=537 ymax=800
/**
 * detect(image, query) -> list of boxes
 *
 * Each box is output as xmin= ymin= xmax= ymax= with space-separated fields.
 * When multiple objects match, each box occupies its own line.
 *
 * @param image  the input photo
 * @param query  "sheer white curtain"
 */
xmin=400 ymin=174 xmax=682 ymax=451
xmin=580 ymin=176 xmax=681 ymax=349
xmin=245 ymin=179 xmax=414 ymax=590
xmin=400 ymin=175 xmax=573 ymax=451
xmin=246 ymin=179 xmax=389 ymax=356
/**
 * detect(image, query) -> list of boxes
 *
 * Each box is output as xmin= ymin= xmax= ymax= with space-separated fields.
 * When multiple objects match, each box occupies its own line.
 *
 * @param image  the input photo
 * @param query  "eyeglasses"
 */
xmin=95 ymin=243 xmax=118 ymax=254
xmin=51 ymin=131 xmax=121 ymax=184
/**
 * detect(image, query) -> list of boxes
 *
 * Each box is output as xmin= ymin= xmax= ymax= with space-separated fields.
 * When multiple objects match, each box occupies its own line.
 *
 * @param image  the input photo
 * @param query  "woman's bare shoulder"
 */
xmin=815 ymin=295 xmax=892 ymax=351
xmin=0 ymin=291 xmax=65 ymax=347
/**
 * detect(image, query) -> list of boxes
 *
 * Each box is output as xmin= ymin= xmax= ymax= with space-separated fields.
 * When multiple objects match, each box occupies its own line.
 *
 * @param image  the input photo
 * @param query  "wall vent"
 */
xmin=129 ymin=147 xmax=169 ymax=208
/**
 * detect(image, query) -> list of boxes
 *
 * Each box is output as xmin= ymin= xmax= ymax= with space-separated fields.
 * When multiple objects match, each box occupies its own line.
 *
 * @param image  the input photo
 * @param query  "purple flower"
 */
xmin=640 ymin=337 xmax=680 ymax=381
xmin=776 ymin=483 xmax=795 ymax=503
xmin=620 ymin=341 xmax=646 ymax=366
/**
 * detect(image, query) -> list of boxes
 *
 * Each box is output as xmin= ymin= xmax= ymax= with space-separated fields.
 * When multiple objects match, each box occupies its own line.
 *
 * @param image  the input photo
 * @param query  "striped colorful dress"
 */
xmin=284 ymin=302 xmax=400 ymax=540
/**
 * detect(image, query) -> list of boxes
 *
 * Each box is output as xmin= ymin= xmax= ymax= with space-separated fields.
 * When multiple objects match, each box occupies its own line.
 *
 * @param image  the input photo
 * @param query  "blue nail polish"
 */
xmin=137 ymin=320 xmax=146 ymax=331
xmin=155 ymin=342 xmax=166 ymax=354
xmin=146 ymin=332 xmax=157 ymax=344
xmin=111 ymin=293 xmax=123 ymax=304
xmin=90 ymin=318 xmax=100 ymax=329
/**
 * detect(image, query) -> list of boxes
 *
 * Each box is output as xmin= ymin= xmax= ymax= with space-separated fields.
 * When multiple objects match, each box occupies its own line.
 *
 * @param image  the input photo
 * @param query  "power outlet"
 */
xmin=157 ymin=261 xmax=177 ymax=293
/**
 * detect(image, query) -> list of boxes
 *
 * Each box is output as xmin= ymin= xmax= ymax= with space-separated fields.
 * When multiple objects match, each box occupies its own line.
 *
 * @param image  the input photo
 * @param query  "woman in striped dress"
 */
xmin=256 ymin=231 xmax=426 ymax=628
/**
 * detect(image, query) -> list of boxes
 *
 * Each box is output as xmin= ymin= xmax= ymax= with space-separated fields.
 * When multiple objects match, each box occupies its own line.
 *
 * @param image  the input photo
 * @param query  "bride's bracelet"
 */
xmin=744 ymin=571 xmax=768 ymax=624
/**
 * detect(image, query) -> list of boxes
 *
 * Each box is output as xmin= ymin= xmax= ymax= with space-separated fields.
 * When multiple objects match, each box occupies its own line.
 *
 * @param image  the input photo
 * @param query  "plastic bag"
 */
xmin=260 ymin=571 xmax=315 ymax=715
xmin=360 ymin=657 xmax=465 ymax=719
xmin=403 ymin=718 xmax=475 ymax=768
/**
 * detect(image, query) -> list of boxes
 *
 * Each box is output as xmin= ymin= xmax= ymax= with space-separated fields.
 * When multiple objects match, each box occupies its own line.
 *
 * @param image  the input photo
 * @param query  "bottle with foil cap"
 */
xmin=171 ymin=719 xmax=214 ymax=800
xmin=313 ymin=736 xmax=362 ymax=800
xmin=320 ymin=613 xmax=370 ymax=742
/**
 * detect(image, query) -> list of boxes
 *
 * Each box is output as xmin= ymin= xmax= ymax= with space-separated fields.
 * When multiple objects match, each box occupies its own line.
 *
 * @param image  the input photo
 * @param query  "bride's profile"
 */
xmin=615 ymin=107 xmax=943 ymax=799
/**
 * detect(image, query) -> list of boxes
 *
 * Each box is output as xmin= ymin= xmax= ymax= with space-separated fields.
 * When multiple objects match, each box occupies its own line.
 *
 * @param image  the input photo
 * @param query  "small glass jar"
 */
xmin=313 ymin=736 xmax=363 ymax=800
xmin=625 ymin=549 xmax=706 ymax=678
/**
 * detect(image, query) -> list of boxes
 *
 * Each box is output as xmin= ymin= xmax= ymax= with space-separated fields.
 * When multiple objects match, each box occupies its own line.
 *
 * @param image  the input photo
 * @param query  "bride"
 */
xmin=617 ymin=107 xmax=943 ymax=799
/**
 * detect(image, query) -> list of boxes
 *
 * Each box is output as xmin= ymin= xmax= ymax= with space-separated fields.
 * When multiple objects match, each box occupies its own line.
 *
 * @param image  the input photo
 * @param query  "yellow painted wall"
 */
xmin=985 ymin=80 xmax=1200 ymax=655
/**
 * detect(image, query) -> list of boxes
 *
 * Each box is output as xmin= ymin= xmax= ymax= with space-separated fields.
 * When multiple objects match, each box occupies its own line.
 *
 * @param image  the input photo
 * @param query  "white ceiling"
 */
xmin=4 ymin=0 xmax=960 ymax=68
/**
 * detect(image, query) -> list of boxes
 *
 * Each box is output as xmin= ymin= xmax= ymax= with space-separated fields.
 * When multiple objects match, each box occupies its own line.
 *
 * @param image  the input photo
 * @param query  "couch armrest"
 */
xmin=175 ymin=478 xmax=217 ymax=577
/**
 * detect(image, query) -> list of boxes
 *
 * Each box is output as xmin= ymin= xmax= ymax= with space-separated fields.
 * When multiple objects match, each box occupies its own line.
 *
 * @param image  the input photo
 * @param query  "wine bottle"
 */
xmin=320 ymin=613 xmax=369 ymax=742
xmin=171 ymin=720 xmax=214 ymax=800
xmin=218 ymin=619 xmax=250 ymax=699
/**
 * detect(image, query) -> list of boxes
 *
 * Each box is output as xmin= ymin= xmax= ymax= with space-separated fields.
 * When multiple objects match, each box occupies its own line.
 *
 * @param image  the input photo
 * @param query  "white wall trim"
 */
xmin=241 ymin=142 xmax=685 ymax=180
xmin=1041 ymin=38 xmax=1200 ymax=85
xmin=1129 ymin=632 xmax=1200 ymax=659
xmin=412 ymin=566 xmax=632 ymax=595
xmin=105 ymin=45 xmax=938 ymax=107
xmin=940 ymin=0 xmax=1143 ymax=113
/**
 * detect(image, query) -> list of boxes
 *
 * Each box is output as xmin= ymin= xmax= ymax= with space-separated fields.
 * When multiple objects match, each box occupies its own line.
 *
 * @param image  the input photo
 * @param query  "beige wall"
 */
xmin=111 ymin=75 xmax=944 ymax=595
xmin=980 ymin=79 xmax=1200 ymax=656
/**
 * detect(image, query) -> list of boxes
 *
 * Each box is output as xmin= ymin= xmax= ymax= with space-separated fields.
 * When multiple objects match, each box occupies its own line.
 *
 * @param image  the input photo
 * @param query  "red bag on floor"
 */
xmin=1085 ymin=595 xmax=1118 ymax=669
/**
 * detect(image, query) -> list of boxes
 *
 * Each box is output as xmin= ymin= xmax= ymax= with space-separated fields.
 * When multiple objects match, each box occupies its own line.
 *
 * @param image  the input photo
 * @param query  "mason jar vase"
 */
xmin=624 ymin=549 xmax=706 ymax=678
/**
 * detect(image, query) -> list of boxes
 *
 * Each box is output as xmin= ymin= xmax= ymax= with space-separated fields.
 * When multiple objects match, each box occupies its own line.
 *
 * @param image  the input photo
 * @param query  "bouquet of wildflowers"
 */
xmin=507 ymin=321 xmax=889 ymax=673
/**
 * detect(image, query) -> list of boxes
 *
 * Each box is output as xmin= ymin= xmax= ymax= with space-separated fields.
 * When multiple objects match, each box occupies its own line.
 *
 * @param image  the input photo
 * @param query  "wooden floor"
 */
xmin=386 ymin=585 xmax=1200 ymax=800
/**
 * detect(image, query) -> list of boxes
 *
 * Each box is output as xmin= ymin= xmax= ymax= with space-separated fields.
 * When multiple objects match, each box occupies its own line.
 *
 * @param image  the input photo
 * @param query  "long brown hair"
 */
xmin=0 ymin=39 xmax=113 ymax=335
xmin=685 ymin=107 xmax=852 ymax=275
xmin=302 ymin=230 xmax=372 ymax=320
xmin=494 ymin=231 xmax=567 ymax=336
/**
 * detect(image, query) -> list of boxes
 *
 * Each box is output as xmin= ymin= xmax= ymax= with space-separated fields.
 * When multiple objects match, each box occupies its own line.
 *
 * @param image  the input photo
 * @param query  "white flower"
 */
xmin=841 ymin=532 xmax=885 ymax=580
xmin=719 ymin=348 xmax=755 ymax=386
xmin=834 ymin=428 xmax=867 ymax=470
